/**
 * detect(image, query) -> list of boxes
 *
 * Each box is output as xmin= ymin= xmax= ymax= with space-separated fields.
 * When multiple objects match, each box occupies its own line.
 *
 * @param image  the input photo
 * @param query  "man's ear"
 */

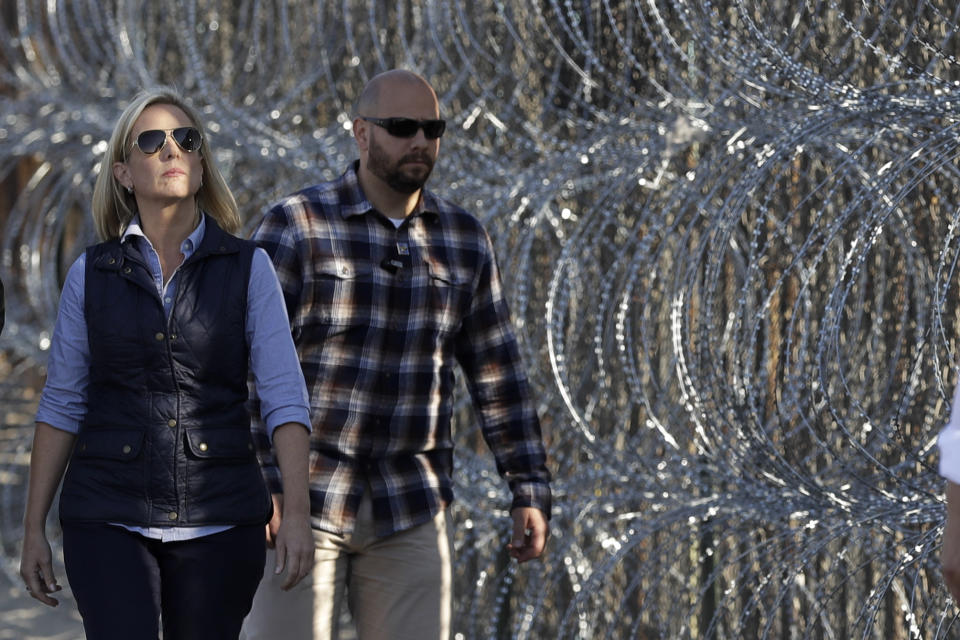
xmin=353 ymin=117 xmax=369 ymax=152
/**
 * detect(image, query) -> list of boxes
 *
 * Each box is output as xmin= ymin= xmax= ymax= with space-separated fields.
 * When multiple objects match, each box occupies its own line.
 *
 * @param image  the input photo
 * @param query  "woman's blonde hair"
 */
xmin=91 ymin=86 xmax=240 ymax=241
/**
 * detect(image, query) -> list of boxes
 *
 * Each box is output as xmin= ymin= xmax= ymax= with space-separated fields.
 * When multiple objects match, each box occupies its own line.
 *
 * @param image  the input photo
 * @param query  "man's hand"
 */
xmin=508 ymin=507 xmax=549 ymax=563
xmin=265 ymin=493 xmax=284 ymax=547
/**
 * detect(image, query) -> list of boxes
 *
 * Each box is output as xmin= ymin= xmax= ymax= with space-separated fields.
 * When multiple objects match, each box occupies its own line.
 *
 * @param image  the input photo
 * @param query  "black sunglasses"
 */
xmin=360 ymin=116 xmax=446 ymax=140
xmin=131 ymin=127 xmax=203 ymax=155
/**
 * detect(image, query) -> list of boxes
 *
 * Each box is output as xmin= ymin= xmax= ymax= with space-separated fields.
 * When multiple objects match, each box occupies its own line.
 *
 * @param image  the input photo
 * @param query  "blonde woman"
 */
xmin=19 ymin=87 xmax=313 ymax=640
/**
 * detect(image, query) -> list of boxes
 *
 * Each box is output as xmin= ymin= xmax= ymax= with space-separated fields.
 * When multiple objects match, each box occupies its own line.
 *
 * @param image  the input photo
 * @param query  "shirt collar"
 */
xmin=339 ymin=160 xmax=440 ymax=223
xmin=121 ymin=212 xmax=207 ymax=258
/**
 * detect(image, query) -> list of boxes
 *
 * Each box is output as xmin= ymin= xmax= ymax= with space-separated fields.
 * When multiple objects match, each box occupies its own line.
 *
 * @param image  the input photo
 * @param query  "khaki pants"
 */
xmin=240 ymin=490 xmax=453 ymax=640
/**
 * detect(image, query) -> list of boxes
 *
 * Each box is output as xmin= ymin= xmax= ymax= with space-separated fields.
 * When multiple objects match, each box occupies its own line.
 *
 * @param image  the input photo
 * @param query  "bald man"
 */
xmin=241 ymin=70 xmax=552 ymax=640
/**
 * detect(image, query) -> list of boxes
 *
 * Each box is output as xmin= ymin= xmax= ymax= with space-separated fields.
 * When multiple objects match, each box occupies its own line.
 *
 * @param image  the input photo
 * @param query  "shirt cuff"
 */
xmin=34 ymin=407 xmax=81 ymax=434
xmin=263 ymin=406 xmax=312 ymax=441
xmin=509 ymin=481 xmax=553 ymax=519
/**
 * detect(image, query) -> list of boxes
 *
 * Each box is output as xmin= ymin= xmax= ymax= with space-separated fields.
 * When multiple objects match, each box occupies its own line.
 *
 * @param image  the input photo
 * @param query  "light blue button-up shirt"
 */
xmin=37 ymin=213 xmax=310 ymax=541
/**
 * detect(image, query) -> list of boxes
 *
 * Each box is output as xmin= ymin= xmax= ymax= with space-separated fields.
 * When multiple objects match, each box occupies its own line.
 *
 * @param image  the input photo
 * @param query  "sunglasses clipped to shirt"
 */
xmin=360 ymin=116 xmax=446 ymax=140
xmin=131 ymin=127 xmax=203 ymax=155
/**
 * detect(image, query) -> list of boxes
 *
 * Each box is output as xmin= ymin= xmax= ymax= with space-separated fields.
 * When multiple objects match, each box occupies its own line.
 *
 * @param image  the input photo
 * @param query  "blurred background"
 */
xmin=2 ymin=1 xmax=960 ymax=637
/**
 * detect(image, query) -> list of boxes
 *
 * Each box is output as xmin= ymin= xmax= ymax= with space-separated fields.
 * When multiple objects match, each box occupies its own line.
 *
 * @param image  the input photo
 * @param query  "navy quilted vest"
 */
xmin=59 ymin=217 xmax=271 ymax=527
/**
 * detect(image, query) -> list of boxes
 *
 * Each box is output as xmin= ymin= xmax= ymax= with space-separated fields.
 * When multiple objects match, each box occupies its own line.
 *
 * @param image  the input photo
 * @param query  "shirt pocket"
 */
xmin=424 ymin=259 xmax=472 ymax=335
xmin=299 ymin=257 xmax=375 ymax=341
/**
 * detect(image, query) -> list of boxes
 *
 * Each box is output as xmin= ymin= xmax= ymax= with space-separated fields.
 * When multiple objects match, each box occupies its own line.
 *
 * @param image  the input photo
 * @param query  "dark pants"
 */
xmin=62 ymin=522 xmax=265 ymax=640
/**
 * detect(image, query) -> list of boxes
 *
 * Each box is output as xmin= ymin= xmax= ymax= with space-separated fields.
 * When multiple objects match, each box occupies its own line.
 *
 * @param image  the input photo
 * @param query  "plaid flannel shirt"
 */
xmin=251 ymin=162 xmax=551 ymax=537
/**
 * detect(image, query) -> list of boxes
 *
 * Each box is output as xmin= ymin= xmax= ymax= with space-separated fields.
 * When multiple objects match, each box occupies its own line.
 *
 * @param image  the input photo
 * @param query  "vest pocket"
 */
xmin=74 ymin=429 xmax=144 ymax=460
xmin=184 ymin=427 xmax=256 ymax=460
xmin=182 ymin=426 xmax=269 ymax=524
xmin=62 ymin=429 xmax=146 ymax=521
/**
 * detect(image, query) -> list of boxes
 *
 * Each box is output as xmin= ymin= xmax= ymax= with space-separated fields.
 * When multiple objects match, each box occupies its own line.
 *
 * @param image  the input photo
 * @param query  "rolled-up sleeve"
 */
xmin=35 ymin=256 xmax=89 ymax=434
xmin=246 ymin=248 xmax=311 ymax=440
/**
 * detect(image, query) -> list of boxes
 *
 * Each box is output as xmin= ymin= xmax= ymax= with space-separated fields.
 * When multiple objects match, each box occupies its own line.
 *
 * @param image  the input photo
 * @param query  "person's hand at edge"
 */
xmin=943 ymin=481 xmax=960 ymax=603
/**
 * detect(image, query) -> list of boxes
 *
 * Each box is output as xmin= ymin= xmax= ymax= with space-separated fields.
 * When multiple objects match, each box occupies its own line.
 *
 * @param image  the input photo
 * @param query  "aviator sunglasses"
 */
xmin=360 ymin=116 xmax=446 ymax=139
xmin=131 ymin=127 xmax=203 ymax=155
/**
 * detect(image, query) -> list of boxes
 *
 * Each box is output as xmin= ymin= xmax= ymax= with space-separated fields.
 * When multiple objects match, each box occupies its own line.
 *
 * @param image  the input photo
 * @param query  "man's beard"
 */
xmin=367 ymin=135 xmax=434 ymax=194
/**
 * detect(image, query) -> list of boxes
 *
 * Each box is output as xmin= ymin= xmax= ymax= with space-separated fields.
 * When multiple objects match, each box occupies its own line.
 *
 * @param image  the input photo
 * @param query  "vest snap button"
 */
xmin=122 ymin=445 xmax=131 ymax=454
xmin=168 ymin=511 xmax=178 ymax=520
xmin=199 ymin=442 xmax=208 ymax=452
xmin=155 ymin=332 xmax=165 ymax=341
xmin=123 ymin=266 xmax=131 ymax=274
xmin=108 ymin=258 xmax=116 ymax=265
xmin=167 ymin=419 xmax=177 ymax=428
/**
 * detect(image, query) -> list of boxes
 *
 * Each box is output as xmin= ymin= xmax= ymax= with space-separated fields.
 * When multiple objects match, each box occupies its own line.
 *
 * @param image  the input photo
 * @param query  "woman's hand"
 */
xmin=272 ymin=511 xmax=314 ymax=590
xmin=19 ymin=528 xmax=62 ymax=606
xmin=20 ymin=422 xmax=75 ymax=607
xmin=269 ymin=422 xmax=314 ymax=590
